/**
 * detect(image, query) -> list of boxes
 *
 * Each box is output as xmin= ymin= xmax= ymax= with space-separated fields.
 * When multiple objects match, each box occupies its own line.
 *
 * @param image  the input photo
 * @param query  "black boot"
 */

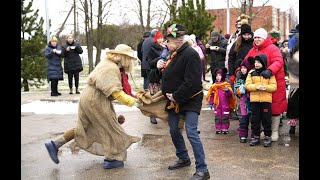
xmin=250 ymin=136 xmax=260 ymax=146
xmin=69 ymin=88 xmax=73 ymax=94
xmin=76 ymin=87 xmax=80 ymax=94
xmin=289 ymin=126 xmax=296 ymax=134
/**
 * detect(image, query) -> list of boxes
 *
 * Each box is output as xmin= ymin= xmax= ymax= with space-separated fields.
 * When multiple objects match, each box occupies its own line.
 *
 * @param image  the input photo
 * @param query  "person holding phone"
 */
xmin=61 ymin=34 xmax=83 ymax=94
xmin=205 ymin=31 xmax=228 ymax=81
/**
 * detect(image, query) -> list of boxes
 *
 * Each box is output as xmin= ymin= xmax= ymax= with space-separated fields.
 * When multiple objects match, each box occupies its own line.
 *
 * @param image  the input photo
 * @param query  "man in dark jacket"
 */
xmin=141 ymin=29 xmax=157 ymax=90
xmin=157 ymin=24 xmax=210 ymax=180
xmin=62 ymin=34 xmax=83 ymax=94
xmin=205 ymin=31 xmax=228 ymax=81
xmin=137 ymin=31 xmax=150 ymax=62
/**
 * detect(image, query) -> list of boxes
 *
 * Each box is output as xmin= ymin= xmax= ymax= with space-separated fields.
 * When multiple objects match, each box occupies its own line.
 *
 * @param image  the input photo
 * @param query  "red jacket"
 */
xmin=244 ymin=37 xmax=287 ymax=114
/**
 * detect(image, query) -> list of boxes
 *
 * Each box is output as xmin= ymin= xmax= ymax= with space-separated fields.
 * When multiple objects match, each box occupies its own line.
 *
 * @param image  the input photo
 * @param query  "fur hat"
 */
xmin=211 ymin=31 xmax=220 ymax=38
xmin=254 ymin=28 xmax=268 ymax=40
xmin=214 ymin=67 xmax=228 ymax=82
xmin=240 ymin=24 xmax=252 ymax=35
xmin=166 ymin=24 xmax=187 ymax=38
xmin=254 ymin=54 xmax=268 ymax=70
xmin=109 ymin=44 xmax=137 ymax=60
xmin=153 ymin=30 xmax=164 ymax=42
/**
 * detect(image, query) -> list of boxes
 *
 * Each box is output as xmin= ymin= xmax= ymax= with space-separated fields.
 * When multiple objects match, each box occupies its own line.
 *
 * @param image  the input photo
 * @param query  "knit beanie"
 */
xmin=240 ymin=24 xmax=252 ymax=35
xmin=214 ymin=67 xmax=228 ymax=82
xmin=153 ymin=30 xmax=163 ymax=42
xmin=254 ymin=28 xmax=268 ymax=39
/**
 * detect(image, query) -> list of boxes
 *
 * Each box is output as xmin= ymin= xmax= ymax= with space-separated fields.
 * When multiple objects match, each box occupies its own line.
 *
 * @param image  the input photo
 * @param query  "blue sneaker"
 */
xmin=45 ymin=140 xmax=59 ymax=164
xmin=103 ymin=159 xmax=124 ymax=169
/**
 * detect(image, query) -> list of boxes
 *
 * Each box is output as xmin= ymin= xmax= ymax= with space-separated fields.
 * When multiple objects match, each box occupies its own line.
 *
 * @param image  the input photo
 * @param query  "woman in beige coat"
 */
xmin=44 ymin=44 xmax=140 ymax=169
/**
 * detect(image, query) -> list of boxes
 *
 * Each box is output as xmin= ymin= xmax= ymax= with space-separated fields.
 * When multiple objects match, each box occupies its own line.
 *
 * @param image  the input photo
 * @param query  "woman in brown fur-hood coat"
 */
xmin=44 ymin=44 xmax=141 ymax=169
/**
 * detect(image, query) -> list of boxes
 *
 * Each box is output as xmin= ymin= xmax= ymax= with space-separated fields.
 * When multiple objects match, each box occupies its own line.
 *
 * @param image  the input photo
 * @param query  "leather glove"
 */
xmin=260 ymin=69 xmax=272 ymax=79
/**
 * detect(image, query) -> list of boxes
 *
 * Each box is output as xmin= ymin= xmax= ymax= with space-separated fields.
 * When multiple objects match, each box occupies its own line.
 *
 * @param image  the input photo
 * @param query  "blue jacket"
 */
xmin=45 ymin=42 xmax=64 ymax=81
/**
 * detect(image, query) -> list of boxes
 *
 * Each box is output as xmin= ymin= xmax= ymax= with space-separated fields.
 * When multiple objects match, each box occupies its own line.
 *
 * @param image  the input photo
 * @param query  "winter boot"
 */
xmin=103 ymin=159 xmax=124 ymax=169
xmin=263 ymin=136 xmax=272 ymax=147
xmin=240 ymin=137 xmax=247 ymax=143
xmin=76 ymin=87 xmax=80 ymax=94
xmin=289 ymin=126 xmax=296 ymax=134
xmin=44 ymin=128 xmax=75 ymax=164
xmin=271 ymin=115 xmax=280 ymax=142
xmin=249 ymin=136 xmax=260 ymax=146
xmin=44 ymin=136 xmax=67 ymax=164
xmin=69 ymin=88 xmax=73 ymax=94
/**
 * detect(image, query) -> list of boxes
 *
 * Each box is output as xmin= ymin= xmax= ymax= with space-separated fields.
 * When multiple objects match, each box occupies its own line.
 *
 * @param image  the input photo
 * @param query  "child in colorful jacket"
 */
xmin=244 ymin=54 xmax=277 ymax=147
xmin=234 ymin=60 xmax=251 ymax=143
xmin=206 ymin=67 xmax=236 ymax=134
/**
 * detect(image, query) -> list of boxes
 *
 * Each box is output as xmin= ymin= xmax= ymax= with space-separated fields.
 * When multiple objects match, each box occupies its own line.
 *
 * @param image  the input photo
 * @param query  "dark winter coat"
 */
xmin=146 ymin=42 xmax=163 ymax=83
xmin=228 ymin=36 xmax=253 ymax=75
xmin=137 ymin=39 xmax=144 ymax=61
xmin=206 ymin=35 xmax=228 ymax=70
xmin=161 ymin=42 xmax=203 ymax=114
xmin=61 ymin=40 xmax=83 ymax=73
xmin=245 ymin=37 xmax=287 ymax=115
xmin=45 ymin=42 xmax=64 ymax=81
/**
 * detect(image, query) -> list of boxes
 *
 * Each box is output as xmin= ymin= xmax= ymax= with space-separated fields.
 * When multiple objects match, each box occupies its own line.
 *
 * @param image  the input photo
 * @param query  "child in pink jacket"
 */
xmin=206 ymin=68 xmax=236 ymax=134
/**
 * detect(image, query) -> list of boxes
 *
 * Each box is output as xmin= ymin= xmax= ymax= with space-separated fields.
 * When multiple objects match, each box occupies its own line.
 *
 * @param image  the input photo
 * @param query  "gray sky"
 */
xmin=30 ymin=0 xmax=298 ymax=36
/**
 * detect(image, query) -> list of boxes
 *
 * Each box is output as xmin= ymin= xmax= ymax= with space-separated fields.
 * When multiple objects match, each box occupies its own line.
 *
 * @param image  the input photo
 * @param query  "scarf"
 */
xmin=206 ymin=82 xmax=236 ymax=110
xmin=121 ymin=70 xmax=134 ymax=97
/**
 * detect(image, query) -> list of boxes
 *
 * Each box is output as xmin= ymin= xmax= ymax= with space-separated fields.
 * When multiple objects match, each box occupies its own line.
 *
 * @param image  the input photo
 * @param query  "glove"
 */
xmin=261 ymin=69 xmax=272 ymax=79
xmin=225 ymin=86 xmax=229 ymax=92
xmin=236 ymin=71 xmax=242 ymax=79
xmin=239 ymin=84 xmax=246 ymax=94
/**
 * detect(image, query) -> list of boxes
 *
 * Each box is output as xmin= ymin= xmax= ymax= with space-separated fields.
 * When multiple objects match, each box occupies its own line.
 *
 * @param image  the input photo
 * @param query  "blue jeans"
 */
xmin=168 ymin=111 xmax=208 ymax=172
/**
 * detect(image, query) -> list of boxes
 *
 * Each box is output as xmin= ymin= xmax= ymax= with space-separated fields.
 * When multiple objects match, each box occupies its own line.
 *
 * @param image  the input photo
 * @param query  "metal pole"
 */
xmin=74 ymin=0 xmax=77 ymax=40
xmin=227 ymin=0 xmax=230 ymax=34
xmin=45 ymin=0 xmax=50 ymax=43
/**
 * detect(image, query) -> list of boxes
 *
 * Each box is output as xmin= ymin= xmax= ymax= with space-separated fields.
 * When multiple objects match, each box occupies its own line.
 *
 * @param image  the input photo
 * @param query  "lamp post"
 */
xmin=227 ymin=0 xmax=230 ymax=34
xmin=45 ymin=0 xmax=50 ymax=43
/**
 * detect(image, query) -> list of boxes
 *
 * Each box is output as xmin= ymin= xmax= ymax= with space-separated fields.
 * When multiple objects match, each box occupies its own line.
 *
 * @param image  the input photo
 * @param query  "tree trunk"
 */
xmin=146 ymin=0 xmax=151 ymax=30
xmin=95 ymin=0 xmax=103 ymax=66
xmin=23 ymin=78 xmax=29 ymax=92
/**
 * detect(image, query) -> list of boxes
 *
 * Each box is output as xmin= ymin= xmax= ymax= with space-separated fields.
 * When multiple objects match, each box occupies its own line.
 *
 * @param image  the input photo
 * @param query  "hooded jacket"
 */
xmin=245 ymin=41 xmax=286 ymax=114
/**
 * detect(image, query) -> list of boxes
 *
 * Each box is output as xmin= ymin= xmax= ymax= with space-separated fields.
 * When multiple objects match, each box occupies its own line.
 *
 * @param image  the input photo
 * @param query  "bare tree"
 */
xmin=80 ymin=0 xmax=95 ymax=73
xmin=95 ymin=0 xmax=113 ymax=66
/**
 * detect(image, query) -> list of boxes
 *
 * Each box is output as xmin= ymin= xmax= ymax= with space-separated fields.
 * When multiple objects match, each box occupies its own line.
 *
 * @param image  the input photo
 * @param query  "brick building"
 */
xmin=206 ymin=5 xmax=296 ymax=41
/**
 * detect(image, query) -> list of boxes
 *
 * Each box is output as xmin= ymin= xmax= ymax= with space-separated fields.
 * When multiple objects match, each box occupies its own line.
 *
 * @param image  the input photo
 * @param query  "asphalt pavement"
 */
xmin=21 ymin=91 xmax=299 ymax=180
